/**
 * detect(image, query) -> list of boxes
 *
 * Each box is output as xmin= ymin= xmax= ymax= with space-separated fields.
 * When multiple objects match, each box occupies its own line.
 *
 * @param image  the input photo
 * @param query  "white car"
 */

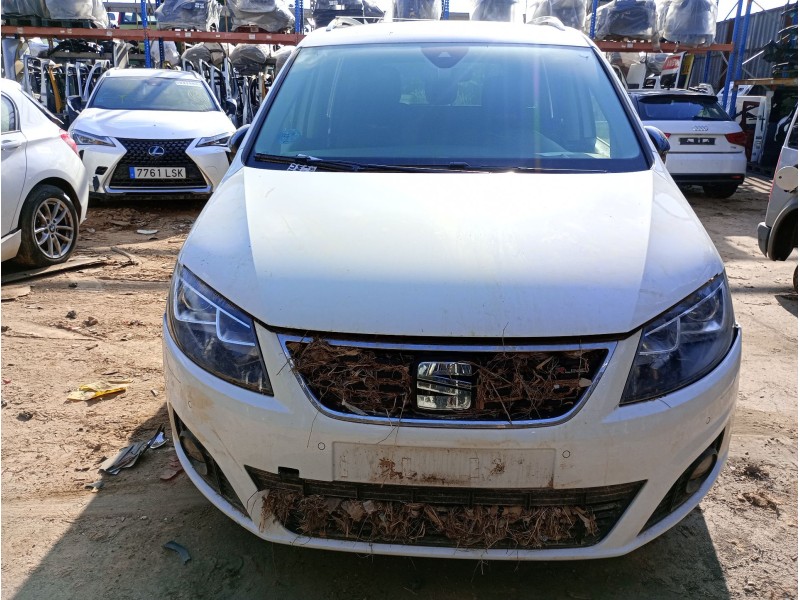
xmin=68 ymin=69 xmax=234 ymax=199
xmin=163 ymin=21 xmax=742 ymax=560
xmin=757 ymin=107 xmax=797 ymax=289
xmin=630 ymin=90 xmax=748 ymax=198
xmin=1 ymin=79 xmax=89 ymax=266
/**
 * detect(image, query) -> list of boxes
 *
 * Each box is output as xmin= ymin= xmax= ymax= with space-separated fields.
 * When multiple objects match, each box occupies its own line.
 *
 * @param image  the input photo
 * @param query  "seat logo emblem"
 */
xmin=148 ymin=145 xmax=166 ymax=157
xmin=416 ymin=361 xmax=473 ymax=411
xmin=692 ymin=126 xmax=709 ymax=132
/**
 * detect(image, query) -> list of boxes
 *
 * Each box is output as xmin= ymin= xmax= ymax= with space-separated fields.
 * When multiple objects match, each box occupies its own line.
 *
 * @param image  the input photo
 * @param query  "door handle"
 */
xmin=1 ymin=139 xmax=21 ymax=150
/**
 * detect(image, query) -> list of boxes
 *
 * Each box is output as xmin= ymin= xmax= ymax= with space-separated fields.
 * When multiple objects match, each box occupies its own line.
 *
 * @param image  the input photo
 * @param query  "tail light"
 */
xmin=663 ymin=132 xmax=671 ymax=138
xmin=60 ymin=130 xmax=79 ymax=156
xmin=725 ymin=131 xmax=747 ymax=147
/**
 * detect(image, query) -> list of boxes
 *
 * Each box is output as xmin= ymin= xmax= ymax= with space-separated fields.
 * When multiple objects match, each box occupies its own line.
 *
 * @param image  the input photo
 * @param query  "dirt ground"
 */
xmin=1 ymin=176 xmax=797 ymax=600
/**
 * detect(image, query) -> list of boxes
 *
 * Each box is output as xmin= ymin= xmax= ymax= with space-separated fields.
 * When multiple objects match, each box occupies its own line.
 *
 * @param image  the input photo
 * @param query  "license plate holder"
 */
xmin=333 ymin=443 xmax=556 ymax=488
xmin=129 ymin=167 xmax=186 ymax=179
xmin=679 ymin=137 xmax=716 ymax=146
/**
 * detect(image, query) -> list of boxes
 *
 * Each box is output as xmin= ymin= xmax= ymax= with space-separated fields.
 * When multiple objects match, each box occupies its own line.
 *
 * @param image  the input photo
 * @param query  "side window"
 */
xmin=1 ymin=95 xmax=18 ymax=133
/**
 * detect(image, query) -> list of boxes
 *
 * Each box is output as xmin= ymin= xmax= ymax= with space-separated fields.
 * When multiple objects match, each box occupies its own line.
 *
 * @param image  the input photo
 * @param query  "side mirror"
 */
xmin=644 ymin=126 xmax=670 ymax=163
xmin=226 ymin=124 xmax=250 ymax=163
xmin=775 ymin=165 xmax=798 ymax=193
xmin=65 ymin=95 xmax=86 ymax=125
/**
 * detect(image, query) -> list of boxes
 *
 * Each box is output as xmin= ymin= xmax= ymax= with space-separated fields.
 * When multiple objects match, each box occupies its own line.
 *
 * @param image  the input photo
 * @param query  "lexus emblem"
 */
xmin=692 ymin=126 xmax=709 ymax=132
xmin=416 ymin=361 xmax=473 ymax=411
xmin=148 ymin=145 xmax=166 ymax=157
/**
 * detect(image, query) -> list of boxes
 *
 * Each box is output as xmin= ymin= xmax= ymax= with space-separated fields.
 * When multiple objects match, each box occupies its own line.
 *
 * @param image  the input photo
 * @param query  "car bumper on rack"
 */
xmin=163 ymin=321 xmax=742 ymax=560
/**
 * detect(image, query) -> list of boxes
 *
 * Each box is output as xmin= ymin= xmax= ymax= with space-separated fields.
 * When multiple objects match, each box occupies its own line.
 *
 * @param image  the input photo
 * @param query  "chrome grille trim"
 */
xmin=277 ymin=334 xmax=618 ymax=429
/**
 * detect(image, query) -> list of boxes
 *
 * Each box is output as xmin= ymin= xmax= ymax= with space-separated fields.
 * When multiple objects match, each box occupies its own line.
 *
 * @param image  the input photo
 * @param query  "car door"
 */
xmin=1 ymin=92 xmax=28 ymax=238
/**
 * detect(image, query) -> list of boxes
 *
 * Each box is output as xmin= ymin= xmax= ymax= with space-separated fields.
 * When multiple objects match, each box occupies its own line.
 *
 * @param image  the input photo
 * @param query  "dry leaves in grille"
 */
xmin=286 ymin=339 xmax=598 ymax=420
xmin=474 ymin=352 xmax=592 ymax=416
xmin=286 ymin=339 xmax=414 ymax=415
xmin=262 ymin=490 xmax=599 ymax=549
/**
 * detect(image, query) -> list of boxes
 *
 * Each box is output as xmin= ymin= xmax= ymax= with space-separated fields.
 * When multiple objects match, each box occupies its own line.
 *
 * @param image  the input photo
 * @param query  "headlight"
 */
xmin=197 ymin=133 xmax=232 ymax=147
xmin=167 ymin=266 xmax=273 ymax=394
xmin=621 ymin=273 xmax=735 ymax=404
xmin=71 ymin=129 xmax=114 ymax=147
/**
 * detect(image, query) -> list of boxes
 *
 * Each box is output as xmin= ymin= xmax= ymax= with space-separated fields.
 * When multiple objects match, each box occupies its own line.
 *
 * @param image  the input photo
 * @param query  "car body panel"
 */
xmin=68 ymin=69 xmax=235 ymax=196
xmin=758 ymin=108 xmax=798 ymax=261
xmin=163 ymin=317 xmax=741 ymax=559
xmin=1 ymin=79 xmax=89 ymax=262
xmin=165 ymin=21 xmax=741 ymax=559
xmin=181 ymin=167 xmax=721 ymax=338
xmin=1 ymin=128 xmax=27 ymax=237
xmin=629 ymin=91 xmax=747 ymax=184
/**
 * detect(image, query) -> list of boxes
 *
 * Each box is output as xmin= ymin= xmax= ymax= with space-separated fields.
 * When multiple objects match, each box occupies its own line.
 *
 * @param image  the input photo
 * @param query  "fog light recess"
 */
xmin=641 ymin=430 xmax=725 ymax=533
xmin=179 ymin=429 xmax=209 ymax=476
xmin=685 ymin=448 xmax=718 ymax=495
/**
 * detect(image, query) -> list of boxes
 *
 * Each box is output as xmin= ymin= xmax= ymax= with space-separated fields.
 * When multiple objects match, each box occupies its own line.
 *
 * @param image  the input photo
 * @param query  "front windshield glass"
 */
xmin=250 ymin=43 xmax=647 ymax=172
xmin=89 ymin=76 xmax=217 ymax=111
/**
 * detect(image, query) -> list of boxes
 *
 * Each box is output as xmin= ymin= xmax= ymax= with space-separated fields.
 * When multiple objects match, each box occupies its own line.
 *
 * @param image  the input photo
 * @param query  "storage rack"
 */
xmin=0 ymin=0 xmax=741 ymax=87
xmin=0 ymin=26 xmax=733 ymax=53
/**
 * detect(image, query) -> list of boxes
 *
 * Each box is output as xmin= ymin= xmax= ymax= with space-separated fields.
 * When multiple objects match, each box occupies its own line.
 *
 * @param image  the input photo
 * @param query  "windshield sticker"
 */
xmin=288 ymin=164 xmax=316 ymax=172
xmin=176 ymin=81 xmax=203 ymax=86
xmin=280 ymin=129 xmax=301 ymax=143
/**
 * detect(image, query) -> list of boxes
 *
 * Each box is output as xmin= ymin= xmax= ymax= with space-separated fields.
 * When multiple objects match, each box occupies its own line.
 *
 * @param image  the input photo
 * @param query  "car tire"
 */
xmin=794 ymin=265 xmax=798 ymax=292
xmin=16 ymin=185 xmax=79 ymax=268
xmin=702 ymin=184 xmax=739 ymax=199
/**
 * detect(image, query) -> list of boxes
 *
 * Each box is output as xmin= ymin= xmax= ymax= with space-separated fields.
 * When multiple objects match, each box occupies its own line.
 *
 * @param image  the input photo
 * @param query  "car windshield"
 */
xmin=250 ymin=43 xmax=647 ymax=172
xmin=635 ymin=95 xmax=731 ymax=121
xmin=89 ymin=76 xmax=217 ymax=111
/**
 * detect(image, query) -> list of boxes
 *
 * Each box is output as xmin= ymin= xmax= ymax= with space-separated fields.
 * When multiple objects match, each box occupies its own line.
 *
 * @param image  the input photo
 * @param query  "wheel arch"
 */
xmin=769 ymin=203 xmax=798 ymax=261
xmin=31 ymin=178 xmax=83 ymax=220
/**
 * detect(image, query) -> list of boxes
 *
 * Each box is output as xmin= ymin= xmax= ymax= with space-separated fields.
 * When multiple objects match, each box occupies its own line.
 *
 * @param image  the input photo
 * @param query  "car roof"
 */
xmin=299 ymin=20 xmax=592 ymax=49
xmin=101 ymin=68 xmax=200 ymax=79
xmin=0 ymin=79 xmax=23 ymax=94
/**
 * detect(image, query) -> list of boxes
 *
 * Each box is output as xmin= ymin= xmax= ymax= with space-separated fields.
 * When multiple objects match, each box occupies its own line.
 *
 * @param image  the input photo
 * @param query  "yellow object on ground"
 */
xmin=67 ymin=379 xmax=132 ymax=402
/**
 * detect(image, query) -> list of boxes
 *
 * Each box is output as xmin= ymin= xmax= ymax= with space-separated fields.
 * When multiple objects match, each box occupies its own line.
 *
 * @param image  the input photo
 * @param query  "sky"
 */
xmin=716 ymin=0 xmax=795 ymax=21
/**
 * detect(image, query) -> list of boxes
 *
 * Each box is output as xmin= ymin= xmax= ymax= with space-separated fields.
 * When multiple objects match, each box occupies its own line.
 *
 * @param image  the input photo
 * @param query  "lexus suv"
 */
xmin=630 ymin=90 xmax=748 ymax=198
xmin=68 ymin=69 xmax=234 ymax=200
xmin=163 ymin=21 xmax=742 ymax=560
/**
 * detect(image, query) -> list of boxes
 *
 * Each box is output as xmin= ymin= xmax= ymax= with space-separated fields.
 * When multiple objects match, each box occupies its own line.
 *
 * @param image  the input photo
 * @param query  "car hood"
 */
xmin=180 ymin=168 xmax=723 ymax=338
xmin=71 ymin=108 xmax=234 ymax=140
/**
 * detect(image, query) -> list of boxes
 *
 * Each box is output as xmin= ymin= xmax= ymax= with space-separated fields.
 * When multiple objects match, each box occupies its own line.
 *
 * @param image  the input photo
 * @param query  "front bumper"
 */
xmin=78 ymin=139 xmax=229 ymax=197
xmin=163 ymin=322 xmax=742 ymax=560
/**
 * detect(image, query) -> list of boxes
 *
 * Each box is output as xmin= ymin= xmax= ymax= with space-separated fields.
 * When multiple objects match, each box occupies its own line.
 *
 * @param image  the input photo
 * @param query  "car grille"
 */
xmin=249 ymin=467 xmax=643 ymax=549
xmin=282 ymin=336 xmax=611 ymax=424
xmin=109 ymin=138 xmax=207 ymax=189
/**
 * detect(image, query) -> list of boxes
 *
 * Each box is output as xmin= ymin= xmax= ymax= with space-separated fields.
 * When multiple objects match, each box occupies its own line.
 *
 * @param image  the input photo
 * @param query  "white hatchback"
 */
xmin=630 ymin=90 xmax=748 ymax=198
xmin=68 ymin=69 xmax=234 ymax=200
xmin=1 ymin=79 xmax=89 ymax=266
xmin=163 ymin=21 xmax=742 ymax=560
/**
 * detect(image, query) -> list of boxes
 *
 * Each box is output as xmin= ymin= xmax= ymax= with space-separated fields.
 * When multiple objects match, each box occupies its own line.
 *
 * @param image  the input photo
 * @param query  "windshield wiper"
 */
xmin=254 ymin=153 xmax=365 ymax=171
xmin=254 ymin=154 xmax=605 ymax=174
xmin=254 ymin=153 xmax=440 ymax=172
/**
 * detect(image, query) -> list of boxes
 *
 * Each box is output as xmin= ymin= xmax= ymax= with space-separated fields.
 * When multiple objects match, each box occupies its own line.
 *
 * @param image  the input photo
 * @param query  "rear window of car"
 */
xmin=89 ymin=76 xmax=217 ymax=112
xmin=249 ymin=43 xmax=648 ymax=173
xmin=635 ymin=95 xmax=731 ymax=122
